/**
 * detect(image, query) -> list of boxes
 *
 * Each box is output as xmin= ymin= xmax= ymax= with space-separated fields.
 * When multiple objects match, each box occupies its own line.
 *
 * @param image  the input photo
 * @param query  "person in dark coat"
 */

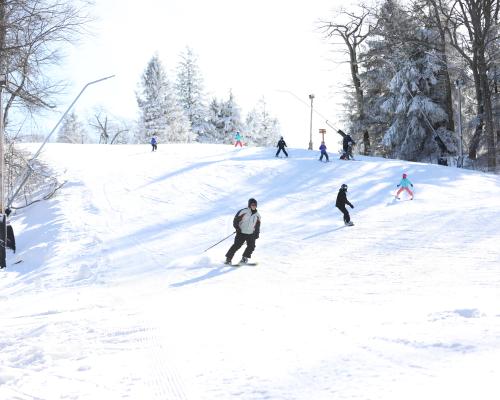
xmin=150 ymin=135 xmax=158 ymax=151
xmin=335 ymin=184 xmax=354 ymax=226
xmin=342 ymin=134 xmax=355 ymax=160
xmin=225 ymin=198 xmax=261 ymax=265
xmin=275 ymin=137 xmax=288 ymax=157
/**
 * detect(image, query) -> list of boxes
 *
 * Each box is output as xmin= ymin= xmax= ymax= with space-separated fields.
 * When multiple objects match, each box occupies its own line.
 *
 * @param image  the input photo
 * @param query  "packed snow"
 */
xmin=1 ymin=143 xmax=500 ymax=400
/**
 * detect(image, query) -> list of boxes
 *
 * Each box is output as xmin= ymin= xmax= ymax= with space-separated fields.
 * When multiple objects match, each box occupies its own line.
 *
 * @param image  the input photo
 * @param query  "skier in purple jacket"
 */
xmin=319 ymin=142 xmax=329 ymax=162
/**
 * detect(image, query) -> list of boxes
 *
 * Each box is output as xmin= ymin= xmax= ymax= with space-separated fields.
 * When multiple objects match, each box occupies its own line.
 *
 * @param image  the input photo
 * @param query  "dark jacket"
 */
xmin=335 ymin=189 xmax=353 ymax=208
xmin=342 ymin=135 xmax=355 ymax=151
xmin=277 ymin=139 xmax=287 ymax=148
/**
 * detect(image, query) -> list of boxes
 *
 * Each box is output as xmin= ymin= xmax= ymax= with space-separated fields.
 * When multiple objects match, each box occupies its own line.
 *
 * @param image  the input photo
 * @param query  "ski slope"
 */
xmin=1 ymin=143 xmax=500 ymax=400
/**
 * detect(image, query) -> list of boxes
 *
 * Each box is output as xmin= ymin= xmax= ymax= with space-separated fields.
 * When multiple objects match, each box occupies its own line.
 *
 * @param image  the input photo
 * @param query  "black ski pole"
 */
xmin=203 ymin=231 xmax=236 ymax=253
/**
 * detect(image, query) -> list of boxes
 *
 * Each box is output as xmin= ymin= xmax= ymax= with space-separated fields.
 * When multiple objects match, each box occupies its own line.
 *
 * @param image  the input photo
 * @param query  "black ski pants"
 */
xmin=319 ymin=151 xmax=329 ymax=162
xmin=336 ymin=205 xmax=350 ymax=223
xmin=276 ymin=147 xmax=288 ymax=157
xmin=151 ymin=144 xmax=157 ymax=151
xmin=226 ymin=232 xmax=256 ymax=260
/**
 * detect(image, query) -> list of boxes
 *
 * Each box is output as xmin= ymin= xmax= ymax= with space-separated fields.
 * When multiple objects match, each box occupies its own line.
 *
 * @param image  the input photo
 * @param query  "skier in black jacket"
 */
xmin=275 ymin=137 xmax=288 ymax=158
xmin=341 ymin=134 xmax=355 ymax=160
xmin=335 ymin=184 xmax=354 ymax=226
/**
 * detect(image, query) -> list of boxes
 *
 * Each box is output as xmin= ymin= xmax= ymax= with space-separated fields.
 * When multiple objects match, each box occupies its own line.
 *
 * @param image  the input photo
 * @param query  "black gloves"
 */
xmin=411 ymin=184 xmax=414 ymax=187
xmin=350 ymin=204 xmax=354 ymax=209
xmin=397 ymin=185 xmax=400 ymax=187
xmin=254 ymin=232 xmax=259 ymax=239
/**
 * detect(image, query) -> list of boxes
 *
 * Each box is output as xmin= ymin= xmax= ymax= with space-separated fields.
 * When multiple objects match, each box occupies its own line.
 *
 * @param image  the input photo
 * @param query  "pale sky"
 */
xmin=56 ymin=0 xmax=348 ymax=148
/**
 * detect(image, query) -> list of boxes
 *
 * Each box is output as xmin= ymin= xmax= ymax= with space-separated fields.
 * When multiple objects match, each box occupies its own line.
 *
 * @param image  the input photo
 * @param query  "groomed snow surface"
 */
xmin=2 ymin=143 xmax=500 ymax=400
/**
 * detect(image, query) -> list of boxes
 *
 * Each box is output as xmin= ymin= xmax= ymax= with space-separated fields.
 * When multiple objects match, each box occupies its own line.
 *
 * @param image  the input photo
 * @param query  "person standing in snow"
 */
xmin=396 ymin=173 xmax=414 ymax=200
xmin=225 ymin=198 xmax=261 ymax=265
xmin=275 ymin=136 xmax=288 ymax=157
xmin=150 ymin=135 xmax=158 ymax=152
xmin=336 ymin=184 xmax=354 ymax=226
xmin=341 ymin=133 xmax=355 ymax=160
xmin=234 ymin=131 xmax=243 ymax=147
xmin=319 ymin=141 xmax=329 ymax=162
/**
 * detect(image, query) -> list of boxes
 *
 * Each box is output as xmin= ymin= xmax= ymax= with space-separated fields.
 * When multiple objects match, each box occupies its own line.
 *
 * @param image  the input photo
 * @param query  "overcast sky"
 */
xmin=56 ymin=0 xmax=348 ymax=148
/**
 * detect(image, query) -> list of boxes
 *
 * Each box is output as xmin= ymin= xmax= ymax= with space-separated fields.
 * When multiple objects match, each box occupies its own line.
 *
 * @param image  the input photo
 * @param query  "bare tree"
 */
xmin=89 ymin=110 xmax=130 ymax=144
xmin=319 ymin=6 xmax=376 ymax=124
xmin=432 ymin=0 xmax=499 ymax=170
xmin=0 ymin=0 xmax=92 ymax=127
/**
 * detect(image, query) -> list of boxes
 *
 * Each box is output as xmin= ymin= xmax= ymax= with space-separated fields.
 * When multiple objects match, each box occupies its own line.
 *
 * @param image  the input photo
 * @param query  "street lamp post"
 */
xmin=308 ymin=94 xmax=314 ymax=150
xmin=454 ymin=79 xmax=464 ymax=167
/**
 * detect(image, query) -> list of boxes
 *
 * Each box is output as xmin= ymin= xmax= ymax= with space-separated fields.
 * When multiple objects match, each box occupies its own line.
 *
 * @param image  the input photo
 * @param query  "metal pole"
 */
xmin=0 ymin=81 xmax=4 ymax=268
xmin=308 ymin=94 xmax=314 ymax=150
xmin=0 ymin=80 xmax=4 ymax=214
xmin=456 ymin=80 xmax=464 ymax=167
xmin=6 ymin=75 xmax=115 ymax=209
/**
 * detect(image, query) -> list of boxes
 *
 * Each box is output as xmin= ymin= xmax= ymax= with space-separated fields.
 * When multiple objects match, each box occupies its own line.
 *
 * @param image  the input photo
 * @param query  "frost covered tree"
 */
xmin=245 ymin=98 xmax=281 ymax=146
xmin=57 ymin=111 xmax=87 ymax=143
xmin=175 ymin=47 xmax=207 ymax=138
xmin=361 ymin=0 xmax=456 ymax=160
xmin=204 ymin=91 xmax=244 ymax=144
xmin=136 ymin=53 xmax=193 ymax=144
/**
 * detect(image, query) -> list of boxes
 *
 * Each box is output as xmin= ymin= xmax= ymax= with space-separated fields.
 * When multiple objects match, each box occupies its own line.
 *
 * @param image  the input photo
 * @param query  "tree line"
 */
xmin=57 ymin=48 xmax=281 ymax=147
xmin=320 ymin=0 xmax=499 ymax=171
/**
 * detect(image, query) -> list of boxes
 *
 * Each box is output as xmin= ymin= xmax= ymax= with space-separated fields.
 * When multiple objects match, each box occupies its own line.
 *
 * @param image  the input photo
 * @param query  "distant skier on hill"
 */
xmin=319 ymin=141 xmax=329 ymax=162
xmin=336 ymin=184 xmax=354 ymax=226
xmin=275 ymin=137 xmax=288 ymax=158
xmin=150 ymin=135 xmax=158 ymax=152
xmin=225 ymin=198 xmax=261 ymax=265
xmin=340 ymin=134 xmax=355 ymax=160
xmin=234 ymin=131 xmax=243 ymax=147
xmin=396 ymin=173 xmax=414 ymax=200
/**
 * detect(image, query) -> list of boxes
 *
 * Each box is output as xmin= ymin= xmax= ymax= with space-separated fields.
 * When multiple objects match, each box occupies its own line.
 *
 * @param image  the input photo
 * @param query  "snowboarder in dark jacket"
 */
xmin=225 ymin=198 xmax=261 ymax=265
xmin=276 ymin=137 xmax=288 ymax=157
xmin=335 ymin=184 xmax=354 ymax=226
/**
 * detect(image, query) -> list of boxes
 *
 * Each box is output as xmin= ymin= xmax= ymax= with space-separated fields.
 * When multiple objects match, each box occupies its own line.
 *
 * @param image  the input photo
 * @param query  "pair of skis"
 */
xmin=224 ymin=261 xmax=258 ymax=267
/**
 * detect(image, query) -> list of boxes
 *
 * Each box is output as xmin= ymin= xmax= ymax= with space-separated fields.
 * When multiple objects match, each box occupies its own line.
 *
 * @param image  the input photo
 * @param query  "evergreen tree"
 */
xmin=136 ymin=53 xmax=193 ymax=143
xmin=360 ymin=0 xmax=456 ymax=160
xmin=57 ymin=111 xmax=87 ymax=143
xmin=175 ymin=47 xmax=207 ymax=139
xmin=245 ymin=97 xmax=281 ymax=146
xmin=204 ymin=91 xmax=244 ymax=144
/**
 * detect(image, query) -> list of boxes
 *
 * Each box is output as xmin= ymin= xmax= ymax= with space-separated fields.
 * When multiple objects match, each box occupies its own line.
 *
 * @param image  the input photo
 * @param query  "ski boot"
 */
xmin=239 ymin=257 xmax=248 ymax=265
xmin=224 ymin=258 xmax=232 ymax=265
xmin=345 ymin=221 xmax=354 ymax=226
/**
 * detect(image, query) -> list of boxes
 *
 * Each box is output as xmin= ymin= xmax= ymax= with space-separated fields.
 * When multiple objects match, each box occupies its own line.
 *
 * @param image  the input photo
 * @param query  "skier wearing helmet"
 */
xmin=225 ymin=198 xmax=261 ymax=265
xmin=396 ymin=173 xmax=414 ymax=200
xmin=335 ymin=184 xmax=354 ymax=226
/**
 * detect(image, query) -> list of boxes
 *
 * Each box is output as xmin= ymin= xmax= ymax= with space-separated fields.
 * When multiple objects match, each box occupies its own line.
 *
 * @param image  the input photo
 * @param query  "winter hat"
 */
xmin=402 ymin=173 xmax=407 ymax=178
xmin=248 ymin=198 xmax=258 ymax=207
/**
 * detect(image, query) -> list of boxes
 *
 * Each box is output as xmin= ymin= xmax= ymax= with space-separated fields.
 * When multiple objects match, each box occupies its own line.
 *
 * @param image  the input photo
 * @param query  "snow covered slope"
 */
xmin=1 ymin=143 xmax=500 ymax=400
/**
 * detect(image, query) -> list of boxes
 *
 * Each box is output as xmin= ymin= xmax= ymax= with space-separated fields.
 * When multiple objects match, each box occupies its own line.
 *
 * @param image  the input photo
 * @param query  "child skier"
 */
xmin=225 ymin=198 xmax=261 ymax=265
xmin=396 ymin=173 xmax=414 ymax=200
xmin=150 ymin=135 xmax=158 ymax=151
xmin=276 ymin=137 xmax=288 ymax=157
xmin=319 ymin=141 xmax=329 ymax=162
xmin=336 ymin=184 xmax=354 ymax=226
xmin=234 ymin=132 xmax=243 ymax=147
